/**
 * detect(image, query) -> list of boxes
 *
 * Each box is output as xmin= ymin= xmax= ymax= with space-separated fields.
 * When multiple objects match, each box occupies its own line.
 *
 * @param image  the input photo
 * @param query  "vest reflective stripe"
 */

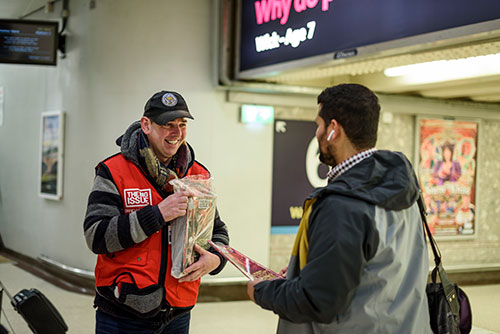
xmin=94 ymin=154 xmax=209 ymax=308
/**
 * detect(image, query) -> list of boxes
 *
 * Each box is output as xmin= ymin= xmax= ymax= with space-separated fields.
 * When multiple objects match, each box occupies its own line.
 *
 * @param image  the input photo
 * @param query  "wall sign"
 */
xmin=271 ymin=119 xmax=329 ymax=230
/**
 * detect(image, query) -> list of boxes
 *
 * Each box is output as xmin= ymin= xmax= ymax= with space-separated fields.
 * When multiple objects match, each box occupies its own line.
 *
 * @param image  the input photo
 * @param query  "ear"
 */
xmin=140 ymin=116 xmax=152 ymax=135
xmin=328 ymin=119 xmax=340 ymax=139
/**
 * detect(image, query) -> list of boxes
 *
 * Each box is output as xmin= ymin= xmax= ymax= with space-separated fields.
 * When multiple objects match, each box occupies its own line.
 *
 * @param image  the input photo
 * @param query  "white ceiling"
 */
xmin=2 ymin=0 xmax=500 ymax=104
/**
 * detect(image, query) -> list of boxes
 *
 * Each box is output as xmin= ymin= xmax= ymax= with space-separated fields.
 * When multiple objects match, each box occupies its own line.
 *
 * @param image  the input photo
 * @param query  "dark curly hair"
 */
xmin=317 ymin=84 xmax=380 ymax=150
xmin=441 ymin=141 xmax=455 ymax=161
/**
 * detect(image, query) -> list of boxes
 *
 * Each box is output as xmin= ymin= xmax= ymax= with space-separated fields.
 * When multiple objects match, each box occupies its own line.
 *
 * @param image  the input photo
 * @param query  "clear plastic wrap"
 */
xmin=169 ymin=175 xmax=217 ymax=279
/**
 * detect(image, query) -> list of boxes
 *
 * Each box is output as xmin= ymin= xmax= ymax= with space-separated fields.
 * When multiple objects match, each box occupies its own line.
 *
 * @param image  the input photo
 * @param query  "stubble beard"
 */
xmin=319 ymin=145 xmax=337 ymax=167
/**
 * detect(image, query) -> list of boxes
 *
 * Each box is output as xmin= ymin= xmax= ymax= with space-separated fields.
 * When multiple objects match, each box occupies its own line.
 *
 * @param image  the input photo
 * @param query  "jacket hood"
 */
xmin=116 ymin=121 xmax=142 ymax=165
xmin=316 ymin=150 xmax=420 ymax=211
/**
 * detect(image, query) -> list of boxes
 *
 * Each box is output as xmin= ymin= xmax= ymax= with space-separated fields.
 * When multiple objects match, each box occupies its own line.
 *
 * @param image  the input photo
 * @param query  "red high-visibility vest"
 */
xmin=94 ymin=153 xmax=209 ymax=307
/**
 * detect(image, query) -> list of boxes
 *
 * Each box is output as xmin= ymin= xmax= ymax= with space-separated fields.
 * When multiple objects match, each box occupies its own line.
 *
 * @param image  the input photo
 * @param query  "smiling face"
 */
xmin=141 ymin=117 xmax=187 ymax=164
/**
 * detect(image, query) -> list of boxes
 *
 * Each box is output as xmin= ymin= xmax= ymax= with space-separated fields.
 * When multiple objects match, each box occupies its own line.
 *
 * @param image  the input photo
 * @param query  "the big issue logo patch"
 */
xmin=124 ymin=188 xmax=152 ymax=213
xmin=271 ymin=119 xmax=329 ymax=227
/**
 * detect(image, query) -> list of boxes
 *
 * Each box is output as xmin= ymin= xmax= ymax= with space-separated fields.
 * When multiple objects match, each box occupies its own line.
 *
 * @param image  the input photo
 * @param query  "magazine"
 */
xmin=169 ymin=176 xmax=216 ymax=279
xmin=208 ymin=240 xmax=284 ymax=281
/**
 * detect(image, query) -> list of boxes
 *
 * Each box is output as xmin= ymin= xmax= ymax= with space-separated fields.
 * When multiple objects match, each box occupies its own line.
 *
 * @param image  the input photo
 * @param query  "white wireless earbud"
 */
xmin=327 ymin=129 xmax=335 ymax=141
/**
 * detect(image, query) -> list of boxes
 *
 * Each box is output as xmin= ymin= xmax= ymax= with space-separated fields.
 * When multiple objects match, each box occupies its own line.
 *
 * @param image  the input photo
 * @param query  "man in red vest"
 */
xmin=84 ymin=90 xmax=229 ymax=334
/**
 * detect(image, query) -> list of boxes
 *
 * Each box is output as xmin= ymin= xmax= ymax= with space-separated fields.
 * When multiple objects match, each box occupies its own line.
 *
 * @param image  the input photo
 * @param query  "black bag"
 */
xmin=0 ymin=281 xmax=68 ymax=334
xmin=417 ymin=195 xmax=472 ymax=334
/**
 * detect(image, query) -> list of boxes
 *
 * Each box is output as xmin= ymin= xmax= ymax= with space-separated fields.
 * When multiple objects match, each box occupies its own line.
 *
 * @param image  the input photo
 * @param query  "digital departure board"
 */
xmin=0 ymin=19 xmax=59 ymax=66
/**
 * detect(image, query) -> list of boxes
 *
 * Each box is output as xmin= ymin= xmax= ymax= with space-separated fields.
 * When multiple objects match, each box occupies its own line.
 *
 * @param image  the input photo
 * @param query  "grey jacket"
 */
xmin=254 ymin=150 xmax=431 ymax=333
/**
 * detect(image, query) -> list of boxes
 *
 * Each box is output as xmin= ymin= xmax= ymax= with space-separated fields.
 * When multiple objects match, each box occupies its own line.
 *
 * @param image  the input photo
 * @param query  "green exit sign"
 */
xmin=240 ymin=105 xmax=274 ymax=124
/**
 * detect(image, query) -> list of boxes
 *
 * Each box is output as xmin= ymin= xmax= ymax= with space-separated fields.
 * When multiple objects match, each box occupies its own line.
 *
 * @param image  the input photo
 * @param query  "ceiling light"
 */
xmin=384 ymin=53 xmax=500 ymax=82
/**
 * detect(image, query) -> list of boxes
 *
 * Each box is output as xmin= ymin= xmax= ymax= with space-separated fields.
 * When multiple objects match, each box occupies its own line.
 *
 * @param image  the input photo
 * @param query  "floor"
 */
xmin=1 ymin=257 xmax=499 ymax=334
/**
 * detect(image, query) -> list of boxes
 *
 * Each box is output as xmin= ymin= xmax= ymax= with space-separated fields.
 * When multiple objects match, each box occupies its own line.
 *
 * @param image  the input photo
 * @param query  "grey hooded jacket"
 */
xmin=254 ymin=150 xmax=431 ymax=333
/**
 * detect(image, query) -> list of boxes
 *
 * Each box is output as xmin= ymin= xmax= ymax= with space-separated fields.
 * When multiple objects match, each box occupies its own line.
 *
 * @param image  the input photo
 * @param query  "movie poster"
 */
xmin=417 ymin=118 xmax=478 ymax=237
xmin=40 ymin=111 xmax=64 ymax=200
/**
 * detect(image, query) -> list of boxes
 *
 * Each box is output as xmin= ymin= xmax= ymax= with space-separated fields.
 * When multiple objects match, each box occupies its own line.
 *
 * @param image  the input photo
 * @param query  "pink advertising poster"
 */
xmin=418 ymin=118 xmax=478 ymax=238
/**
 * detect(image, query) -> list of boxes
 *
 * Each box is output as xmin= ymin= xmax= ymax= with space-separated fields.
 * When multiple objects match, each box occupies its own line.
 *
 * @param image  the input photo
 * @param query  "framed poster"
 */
xmin=39 ymin=111 xmax=64 ymax=200
xmin=416 ymin=117 xmax=478 ymax=238
xmin=0 ymin=86 xmax=4 ymax=126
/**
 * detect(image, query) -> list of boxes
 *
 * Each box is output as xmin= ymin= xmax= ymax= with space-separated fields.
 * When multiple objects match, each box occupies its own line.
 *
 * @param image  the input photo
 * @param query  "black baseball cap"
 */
xmin=143 ymin=91 xmax=194 ymax=125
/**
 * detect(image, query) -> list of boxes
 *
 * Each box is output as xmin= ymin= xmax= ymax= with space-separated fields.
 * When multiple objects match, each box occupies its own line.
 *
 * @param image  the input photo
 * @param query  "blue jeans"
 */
xmin=95 ymin=309 xmax=191 ymax=334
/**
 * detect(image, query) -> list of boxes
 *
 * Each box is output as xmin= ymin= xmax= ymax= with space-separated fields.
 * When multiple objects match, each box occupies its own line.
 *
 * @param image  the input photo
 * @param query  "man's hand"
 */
xmin=178 ymin=244 xmax=221 ymax=283
xmin=279 ymin=265 xmax=288 ymax=278
xmin=247 ymin=279 xmax=263 ymax=303
xmin=157 ymin=191 xmax=190 ymax=222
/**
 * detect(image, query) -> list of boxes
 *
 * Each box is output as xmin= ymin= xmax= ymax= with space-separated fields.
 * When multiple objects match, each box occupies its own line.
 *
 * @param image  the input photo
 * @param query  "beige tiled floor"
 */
xmin=1 ymin=261 xmax=499 ymax=333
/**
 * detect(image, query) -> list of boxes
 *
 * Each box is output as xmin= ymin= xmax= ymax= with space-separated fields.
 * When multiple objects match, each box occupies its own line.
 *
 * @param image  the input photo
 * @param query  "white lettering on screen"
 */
xmin=254 ymin=20 xmax=316 ymax=52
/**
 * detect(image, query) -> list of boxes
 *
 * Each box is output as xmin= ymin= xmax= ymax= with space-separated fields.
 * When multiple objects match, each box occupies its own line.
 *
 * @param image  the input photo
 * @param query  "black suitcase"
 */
xmin=0 ymin=282 xmax=68 ymax=334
